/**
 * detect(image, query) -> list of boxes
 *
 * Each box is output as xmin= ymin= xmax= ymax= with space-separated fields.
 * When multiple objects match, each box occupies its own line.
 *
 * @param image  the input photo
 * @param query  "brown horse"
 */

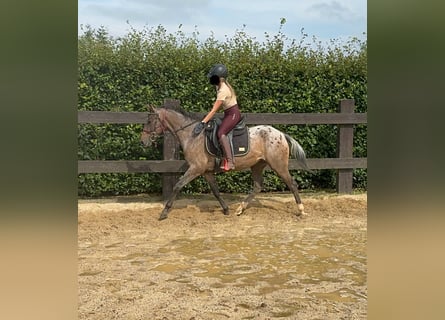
xmin=141 ymin=105 xmax=309 ymax=220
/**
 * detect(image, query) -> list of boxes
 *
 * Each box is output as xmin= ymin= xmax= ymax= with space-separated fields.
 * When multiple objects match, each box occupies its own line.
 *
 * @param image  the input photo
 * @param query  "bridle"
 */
xmin=142 ymin=128 xmax=160 ymax=143
xmin=142 ymin=111 xmax=199 ymax=140
xmin=142 ymin=114 xmax=166 ymax=143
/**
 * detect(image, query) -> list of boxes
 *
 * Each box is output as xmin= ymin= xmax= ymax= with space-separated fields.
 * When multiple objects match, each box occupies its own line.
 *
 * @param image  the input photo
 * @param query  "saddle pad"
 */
xmin=205 ymin=127 xmax=250 ymax=157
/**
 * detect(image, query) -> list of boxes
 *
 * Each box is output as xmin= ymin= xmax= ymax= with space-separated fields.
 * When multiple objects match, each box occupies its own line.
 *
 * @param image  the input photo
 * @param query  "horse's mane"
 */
xmin=162 ymin=104 xmax=202 ymax=121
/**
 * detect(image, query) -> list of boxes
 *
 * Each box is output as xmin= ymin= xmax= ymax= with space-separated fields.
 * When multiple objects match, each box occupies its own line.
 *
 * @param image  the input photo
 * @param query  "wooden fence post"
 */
xmin=336 ymin=99 xmax=355 ymax=193
xmin=162 ymin=99 xmax=181 ymax=200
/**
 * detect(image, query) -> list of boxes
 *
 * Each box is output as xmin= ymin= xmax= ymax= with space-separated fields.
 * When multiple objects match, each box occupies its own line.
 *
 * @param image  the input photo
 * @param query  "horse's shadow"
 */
xmin=114 ymin=193 xmax=289 ymax=210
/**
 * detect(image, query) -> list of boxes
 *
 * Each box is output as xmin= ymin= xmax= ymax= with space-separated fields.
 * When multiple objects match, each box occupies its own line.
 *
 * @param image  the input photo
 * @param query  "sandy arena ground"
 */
xmin=78 ymin=192 xmax=367 ymax=319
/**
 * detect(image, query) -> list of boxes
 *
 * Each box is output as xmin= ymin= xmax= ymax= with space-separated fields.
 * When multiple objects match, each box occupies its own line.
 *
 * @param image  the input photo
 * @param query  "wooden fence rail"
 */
xmin=78 ymin=99 xmax=367 ymax=197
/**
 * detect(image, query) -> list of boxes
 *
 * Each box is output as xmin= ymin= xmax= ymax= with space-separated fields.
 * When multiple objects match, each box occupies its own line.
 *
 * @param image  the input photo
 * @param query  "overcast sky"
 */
xmin=78 ymin=0 xmax=367 ymax=44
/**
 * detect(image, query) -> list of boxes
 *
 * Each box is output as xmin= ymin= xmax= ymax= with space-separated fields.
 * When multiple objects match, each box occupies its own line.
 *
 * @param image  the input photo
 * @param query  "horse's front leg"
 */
xmin=159 ymin=168 xmax=201 ymax=220
xmin=203 ymin=172 xmax=229 ymax=215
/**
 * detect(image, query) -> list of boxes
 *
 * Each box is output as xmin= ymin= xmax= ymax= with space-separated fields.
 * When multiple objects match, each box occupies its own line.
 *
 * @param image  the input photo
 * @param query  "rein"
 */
xmin=158 ymin=109 xmax=198 ymax=135
xmin=173 ymin=120 xmax=199 ymax=134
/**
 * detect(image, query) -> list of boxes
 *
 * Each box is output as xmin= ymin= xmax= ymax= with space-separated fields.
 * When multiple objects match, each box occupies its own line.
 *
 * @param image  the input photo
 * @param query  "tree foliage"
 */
xmin=78 ymin=23 xmax=367 ymax=197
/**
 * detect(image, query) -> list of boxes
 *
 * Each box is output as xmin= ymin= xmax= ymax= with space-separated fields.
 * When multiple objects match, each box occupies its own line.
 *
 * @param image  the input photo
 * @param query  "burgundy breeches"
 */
xmin=217 ymin=104 xmax=241 ymax=139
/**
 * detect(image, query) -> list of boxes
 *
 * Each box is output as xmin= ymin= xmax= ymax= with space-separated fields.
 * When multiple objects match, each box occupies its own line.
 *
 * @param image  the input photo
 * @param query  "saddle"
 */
xmin=204 ymin=116 xmax=250 ymax=158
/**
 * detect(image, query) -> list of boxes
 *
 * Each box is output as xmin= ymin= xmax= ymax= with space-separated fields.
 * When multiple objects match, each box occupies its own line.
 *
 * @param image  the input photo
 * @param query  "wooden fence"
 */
xmin=78 ymin=99 xmax=367 ymax=198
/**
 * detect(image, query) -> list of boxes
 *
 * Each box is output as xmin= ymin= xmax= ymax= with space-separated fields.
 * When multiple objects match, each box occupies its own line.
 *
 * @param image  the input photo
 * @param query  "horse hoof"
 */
xmin=158 ymin=214 xmax=168 ymax=221
xmin=295 ymin=211 xmax=308 ymax=217
xmin=235 ymin=201 xmax=247 ymax=216
xmin=297 ymin=204 xmax=306 ymax=216
xmin=223 ymin=209 xmax=230 ymax=215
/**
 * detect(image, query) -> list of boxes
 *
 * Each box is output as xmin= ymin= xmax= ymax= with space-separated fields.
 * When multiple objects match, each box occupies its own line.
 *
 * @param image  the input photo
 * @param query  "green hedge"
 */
xmin=78 ymin=23 xmax=367 ymax=197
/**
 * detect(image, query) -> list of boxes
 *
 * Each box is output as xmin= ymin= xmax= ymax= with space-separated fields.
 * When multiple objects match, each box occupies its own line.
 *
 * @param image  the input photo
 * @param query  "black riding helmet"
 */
xmin=207 ymin=64 xmax=228 ymax=85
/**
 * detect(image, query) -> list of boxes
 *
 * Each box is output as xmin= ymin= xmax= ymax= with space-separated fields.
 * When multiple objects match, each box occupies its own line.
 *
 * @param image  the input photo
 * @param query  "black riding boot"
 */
xmin=219 ymin=135 xmax=235 ymax=171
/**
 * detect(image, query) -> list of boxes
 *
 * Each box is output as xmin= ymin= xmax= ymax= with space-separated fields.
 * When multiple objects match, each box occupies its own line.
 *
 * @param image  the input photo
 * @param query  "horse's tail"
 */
xmin=284 ymin=134 xmax=310 ymax=171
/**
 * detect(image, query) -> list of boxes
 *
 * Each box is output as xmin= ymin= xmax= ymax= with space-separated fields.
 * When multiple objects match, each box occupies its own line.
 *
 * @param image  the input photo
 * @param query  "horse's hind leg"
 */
xmin=203 ymin=172 xmax=229 ymax=215
xmin=270 ymin=165 xmax=306 ymax=216
xmin=235 ymin=161 xmax=267 ymax=216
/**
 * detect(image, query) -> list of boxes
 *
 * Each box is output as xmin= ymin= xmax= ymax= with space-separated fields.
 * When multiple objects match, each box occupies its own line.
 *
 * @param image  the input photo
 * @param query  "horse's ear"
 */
xmin=146 ymin=104 xmax=157 ymax=113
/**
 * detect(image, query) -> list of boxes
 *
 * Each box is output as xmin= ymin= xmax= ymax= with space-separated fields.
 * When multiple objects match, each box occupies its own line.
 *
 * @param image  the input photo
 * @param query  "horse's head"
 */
xmin=140 ymin=106 xmax=165 ymax=147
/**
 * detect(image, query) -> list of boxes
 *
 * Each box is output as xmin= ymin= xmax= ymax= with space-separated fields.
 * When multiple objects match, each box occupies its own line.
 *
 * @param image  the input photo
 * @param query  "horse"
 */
xmin=140 ymin=104 xmax=310 ymax=220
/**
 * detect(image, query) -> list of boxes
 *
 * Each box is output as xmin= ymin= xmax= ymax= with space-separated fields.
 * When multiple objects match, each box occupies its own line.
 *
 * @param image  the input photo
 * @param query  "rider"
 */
xmin=193 ymin=64 xmax=241 ymax=171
